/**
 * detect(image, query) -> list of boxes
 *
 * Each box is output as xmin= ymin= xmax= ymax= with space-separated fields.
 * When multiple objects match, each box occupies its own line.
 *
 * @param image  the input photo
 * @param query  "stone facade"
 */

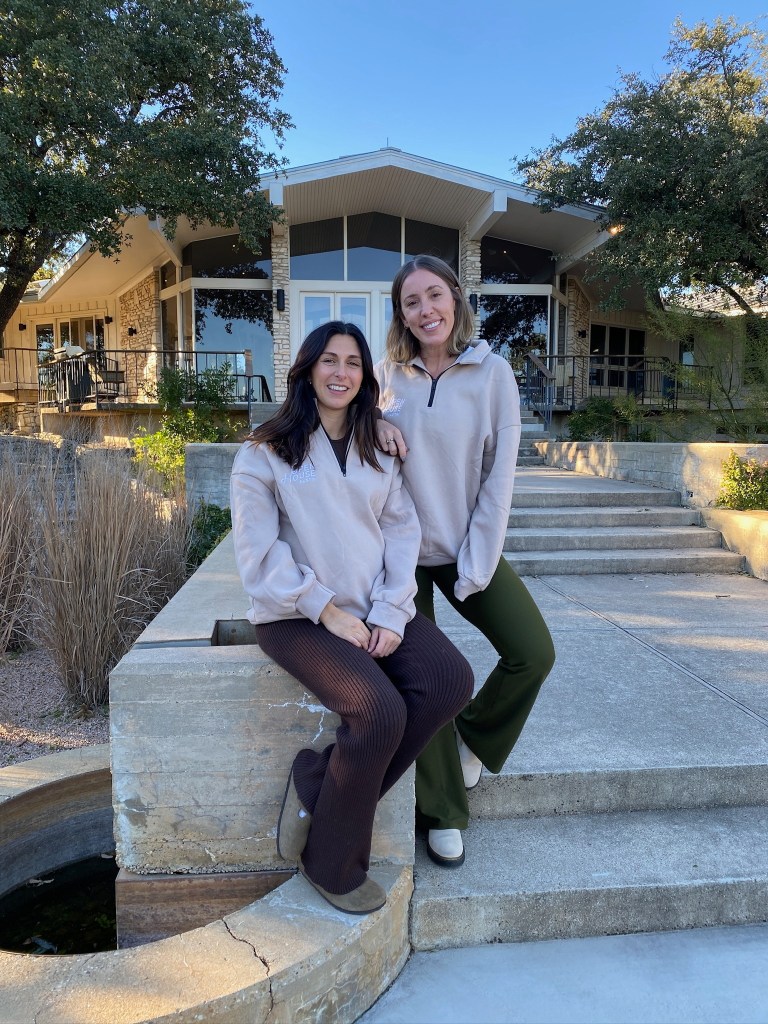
xmin=567 ymin=278 xmax=592 ymax=405
xmin=271 ymin=230 xmax=291 ymax=402
xmin=118 ymin=272 xmax=161 ymax=401
xmin=459 ymin=231 xmax=482 ymax=334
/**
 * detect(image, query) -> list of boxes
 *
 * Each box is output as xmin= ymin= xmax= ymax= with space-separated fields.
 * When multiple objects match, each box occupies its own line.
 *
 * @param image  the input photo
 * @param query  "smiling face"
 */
xmin=399 ymin=267 xmax=457 ymax=356
xmin=310 ymin=333 xmax=364 ymax=417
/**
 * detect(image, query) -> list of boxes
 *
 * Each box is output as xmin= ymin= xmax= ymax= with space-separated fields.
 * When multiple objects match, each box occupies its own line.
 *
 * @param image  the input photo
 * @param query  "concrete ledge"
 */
xmin=537 ymin=441 xmax=768 ymax=509
xmin=0 ymin=749 xmax=412 ymax=1024
xmin=701 ymin=508 xmax=768 ymax=581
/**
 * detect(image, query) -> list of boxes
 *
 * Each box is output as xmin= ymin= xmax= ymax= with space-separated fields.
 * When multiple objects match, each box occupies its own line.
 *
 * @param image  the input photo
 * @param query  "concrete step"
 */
xmin=506 ymin=547 xmax=744 ymax=575
xmin=507 ymin=506 xmax=701 ymax=528
xmin=468 ymin=763 xmax=768 ymax=820
xmin=516 ymin=456 xmax=546 ymax=466
xmin=504 ymin=525 xmax=725 ymax=553
xmin=410 ymin=804 xmax=768 ymax=950
xmin=511 ymin=487 xmax=683 ymax=509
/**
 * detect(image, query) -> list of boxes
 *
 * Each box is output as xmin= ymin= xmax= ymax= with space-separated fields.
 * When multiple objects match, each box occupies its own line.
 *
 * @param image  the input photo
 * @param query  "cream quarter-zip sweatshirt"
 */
xmin=230 ymin=429 xmax=420 ymax=637
xmin=376 ymin=340 xmax=521 ymax=601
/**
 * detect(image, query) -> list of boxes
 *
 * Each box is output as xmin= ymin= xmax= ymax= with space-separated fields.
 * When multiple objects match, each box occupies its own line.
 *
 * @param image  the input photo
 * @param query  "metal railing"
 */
xmin=1 ymin=347 xmax=272 ymax=412
xmin=522 ymin=353 xmax=713 ymax=428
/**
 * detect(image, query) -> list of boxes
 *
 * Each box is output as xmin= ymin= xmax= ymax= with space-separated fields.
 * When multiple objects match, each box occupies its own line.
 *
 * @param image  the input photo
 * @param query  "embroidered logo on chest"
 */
xmin=382 ymin=396 xmax=405 ymax=418
xmin=280 ymin=464 xmax=317 ymax=485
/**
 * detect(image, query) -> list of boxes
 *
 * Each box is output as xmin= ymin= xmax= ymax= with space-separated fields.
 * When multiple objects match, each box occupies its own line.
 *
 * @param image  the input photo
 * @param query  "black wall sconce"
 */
xmin=127 ymin=327 xmax=138 ymax=336
xmin=104 ymin=315 xmax=113 ymax=324
xmin=577 ymin=329 xmax=588 ymax=338
xmin=18 ymin=322 xmax=27 ymax=331
xmin=468 ymin=294 xmax=478 ymax=313
xmin=275 ymin=288 xmax=285 ymax=312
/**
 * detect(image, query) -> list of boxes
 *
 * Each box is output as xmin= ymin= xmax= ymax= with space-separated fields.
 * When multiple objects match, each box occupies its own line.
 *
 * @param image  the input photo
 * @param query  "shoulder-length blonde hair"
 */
xmin=386 ymin=254 xmax=476 ymax=364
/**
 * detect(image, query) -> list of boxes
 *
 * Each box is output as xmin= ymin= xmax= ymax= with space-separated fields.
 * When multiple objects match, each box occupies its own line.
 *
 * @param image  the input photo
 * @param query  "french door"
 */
xmin=292 ymin=286 xmax=393 ymax=364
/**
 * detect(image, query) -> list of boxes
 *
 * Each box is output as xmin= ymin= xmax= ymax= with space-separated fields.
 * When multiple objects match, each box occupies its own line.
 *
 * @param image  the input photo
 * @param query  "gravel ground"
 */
xmin=0 ymin=647 xmax=109 ymax=768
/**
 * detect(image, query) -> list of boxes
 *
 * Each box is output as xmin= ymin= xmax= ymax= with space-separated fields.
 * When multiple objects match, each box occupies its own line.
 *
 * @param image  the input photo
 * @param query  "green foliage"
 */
xmin=144 ymin=364 xmax=238 ymax=441
xmin=187 ymin=502 xmax=232 ymax=570
xmin=648 ymin=305 xmax=768 ymax=441
xmin=0 ymin=0 xmax=291 ymax=332
xmin=131 ymin=429 xmax=186 ymax=493
xmin=566 ymin=397 xmax=656 ymax=441
xmin=718 ymin=451 xmax=768 ymax=509
xmin=517 ymin=18 xmax=768 ymax=311
xmin=134 ymin=363 xmax=238 ymax=490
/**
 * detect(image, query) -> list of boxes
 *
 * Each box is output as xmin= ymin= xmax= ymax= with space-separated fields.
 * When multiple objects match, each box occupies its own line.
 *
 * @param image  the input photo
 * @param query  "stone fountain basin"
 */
xmin=0 ymin=746 xmax=411 ymax=1023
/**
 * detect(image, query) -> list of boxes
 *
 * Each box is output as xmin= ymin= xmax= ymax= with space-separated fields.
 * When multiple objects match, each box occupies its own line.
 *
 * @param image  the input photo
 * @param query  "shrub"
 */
xmin=718 ymin=451 xmax=768 ymax=511
xmin=187 ymin=502 xmax=232 ymax=571
xmin=131 ymin=428 xmax=186 ymax=494
xmin=567 ymin=398 xmax=620 ymax=441
xmin=35 ymin=453 xmax=189 ymax=708
xmin=0 ymin=452 xmax=38 ymax=652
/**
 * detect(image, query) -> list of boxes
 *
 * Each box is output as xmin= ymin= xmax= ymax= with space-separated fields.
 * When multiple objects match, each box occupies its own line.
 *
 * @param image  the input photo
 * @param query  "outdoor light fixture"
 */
xmin=127 ymin=327 xmax=137 ymax=336
xmin=18 ymin=322 xmax=27 ymax=331
xmin=104 ymin=316 xmax=113 ymax=324
xmin=577 ymin=329 xmax=588 ymax=338
xmin=275 ymin=289 xmax=285 ymax=312
xmin=468 ymin=294 xmax=478 ymax=313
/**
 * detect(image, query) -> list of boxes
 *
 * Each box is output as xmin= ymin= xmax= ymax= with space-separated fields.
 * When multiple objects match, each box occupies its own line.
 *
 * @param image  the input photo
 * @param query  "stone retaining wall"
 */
xmin=538 ymin=441 xmax=768 ymax=508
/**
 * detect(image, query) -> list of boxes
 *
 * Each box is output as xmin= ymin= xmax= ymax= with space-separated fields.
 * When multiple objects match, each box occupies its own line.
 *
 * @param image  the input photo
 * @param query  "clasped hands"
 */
xmin=319 ymin=603 xmax=401 ymax=657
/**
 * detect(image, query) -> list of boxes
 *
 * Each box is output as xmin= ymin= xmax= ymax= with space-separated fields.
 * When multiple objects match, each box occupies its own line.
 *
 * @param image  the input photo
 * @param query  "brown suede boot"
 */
xmin=298 ymin=859 xmax=386 ymax=915
xmin=277 ymin=767 xmax=311 ymax=861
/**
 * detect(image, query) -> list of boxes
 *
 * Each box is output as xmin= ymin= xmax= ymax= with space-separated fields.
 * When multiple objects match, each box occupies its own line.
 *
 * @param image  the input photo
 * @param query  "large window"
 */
xmin=181 ymin=234 xmax=271 ymax=279
xmin=289 ymin=214 xmax=459 ymax=280
xmin=589 ymin=324 xmax=646 ymax=389
xmin=479 ymin=295 xmax=548 ymax=368
xmin=481 ymin=238 xmax=554 ymax=284
xmin=347 ymin=213 xmax=401 ymax=280
xmin=194 ymin=289 xmax=274 ymax=394
xmin=290 ymin=219 xmax=344 ymax=280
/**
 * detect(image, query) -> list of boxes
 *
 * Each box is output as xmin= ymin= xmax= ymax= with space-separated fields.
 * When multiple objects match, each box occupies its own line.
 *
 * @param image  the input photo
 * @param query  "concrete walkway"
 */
xmin=362 ymin=467 xmax=768 ymax=1024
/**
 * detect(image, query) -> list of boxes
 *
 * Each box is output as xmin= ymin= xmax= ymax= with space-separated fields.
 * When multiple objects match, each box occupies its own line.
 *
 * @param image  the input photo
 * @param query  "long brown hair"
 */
xmin=248 ymin=321 xmax=382 ymax=471
xmin=386 ymin=254 xmax=476 ymax=364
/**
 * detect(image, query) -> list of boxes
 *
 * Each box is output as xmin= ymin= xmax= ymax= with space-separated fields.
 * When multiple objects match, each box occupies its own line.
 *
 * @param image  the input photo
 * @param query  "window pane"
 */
xmin=405 ymin=220 xmax=458 ymax=272
xmin=608 ymin=326 xmax=626 ymax=356
xmin=182 ymin=234 xmax=271 ymax=279
xmin=590 ymin=324 xmax=606 ymax=354
xmin=479 ymin=295 xmax=548 ymax=366
xmin=290 ymin=219 xmax=344 ymax=280
xmin=194 ymin=289 xmax=274 ymax=395
xmin=303 ymin=296 xmax=332 ymax=336
xmin=160 ymin=262 xmax=177 ymax=288
xmin=338 ymin=296 xmax=367 ymax=335
xmin=481 ymin=238 xmax=554 ymax=284
xmin=162 ymin=298 xmax=178 ymax=354
xmin=628 ymin=329 xmax=645 ymax=355
xmin=36 ymin=324 xmax=54 ymax=362
xmin=347 ymin=213 xmax=401 ymax=280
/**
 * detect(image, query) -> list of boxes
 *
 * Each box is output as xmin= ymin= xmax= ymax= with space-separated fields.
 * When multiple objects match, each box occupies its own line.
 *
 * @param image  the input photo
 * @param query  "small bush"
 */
xmin=187 ymin=502 xmax=232 ymax=570
xmin=35 ymin=454 xmax=189 ymax=708
xmin=567 ymin=398 xmax=619 ymax=441
xmin=718 ymin=451 xmax=768 ymax=510
xmin=132 ymin=428 xmax=186 ymax=494
xmin=0 ymin=453 xmax=38 ymax=652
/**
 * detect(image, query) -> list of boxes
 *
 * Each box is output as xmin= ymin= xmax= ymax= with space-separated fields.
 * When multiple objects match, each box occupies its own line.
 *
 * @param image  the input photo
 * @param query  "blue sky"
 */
xmin=255 ymin=1 xmax=766 ymax=181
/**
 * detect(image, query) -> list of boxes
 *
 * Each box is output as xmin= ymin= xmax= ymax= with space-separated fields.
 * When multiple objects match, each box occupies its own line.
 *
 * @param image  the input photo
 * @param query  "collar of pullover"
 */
xmin=406 ymin=338 xmax=491 ymax=372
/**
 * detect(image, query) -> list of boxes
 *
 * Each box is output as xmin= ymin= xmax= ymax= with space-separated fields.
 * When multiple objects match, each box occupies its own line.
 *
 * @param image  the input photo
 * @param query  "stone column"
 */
xmin=459 ymin=231 xmax=482 ymax=334
xmin=271 ymin=228 xmax=291 ymax=402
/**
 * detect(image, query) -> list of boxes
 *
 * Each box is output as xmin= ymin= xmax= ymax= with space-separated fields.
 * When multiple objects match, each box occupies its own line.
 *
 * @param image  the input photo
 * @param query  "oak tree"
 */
xmin=0 ymin=0 xmax=291 ymax=334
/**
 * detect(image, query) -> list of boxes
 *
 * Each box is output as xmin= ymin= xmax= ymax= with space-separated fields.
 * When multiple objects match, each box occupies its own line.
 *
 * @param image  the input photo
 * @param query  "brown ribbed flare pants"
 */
xmin=254 ymin=611 xmax=473 ymax=895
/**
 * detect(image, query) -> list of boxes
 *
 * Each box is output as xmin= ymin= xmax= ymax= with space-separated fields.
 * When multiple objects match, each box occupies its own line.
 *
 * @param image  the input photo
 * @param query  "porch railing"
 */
xmin=522 ymin=353 xmax=713 ymax=427
xmin=1 ymin=347 xmax=272 ymax=411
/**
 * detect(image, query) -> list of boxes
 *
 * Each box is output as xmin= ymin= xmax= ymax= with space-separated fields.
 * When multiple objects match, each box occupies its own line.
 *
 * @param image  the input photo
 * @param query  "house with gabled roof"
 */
xmin=0 ymin=147 xmax=705 ymax=438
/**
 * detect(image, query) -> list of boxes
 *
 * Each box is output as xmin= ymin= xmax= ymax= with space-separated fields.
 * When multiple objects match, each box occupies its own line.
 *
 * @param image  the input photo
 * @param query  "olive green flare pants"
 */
xmin=414 ymin=558 xmax=556 ymax=831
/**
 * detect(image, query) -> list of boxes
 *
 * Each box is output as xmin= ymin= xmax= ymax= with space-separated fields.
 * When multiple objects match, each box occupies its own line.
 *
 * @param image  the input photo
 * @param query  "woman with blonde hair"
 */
xmin=376 ymin=255 xmax=555 ymax=867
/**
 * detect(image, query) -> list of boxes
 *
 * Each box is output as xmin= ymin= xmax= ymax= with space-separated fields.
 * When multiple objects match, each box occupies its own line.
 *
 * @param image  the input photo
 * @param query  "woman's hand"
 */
xmin=367 ymin=626 xmax=402 ymax=658
xmin=319 ymin=603 xmax=372 ymax=648
xmin=375 ymin=418 xmax=408 ymax=460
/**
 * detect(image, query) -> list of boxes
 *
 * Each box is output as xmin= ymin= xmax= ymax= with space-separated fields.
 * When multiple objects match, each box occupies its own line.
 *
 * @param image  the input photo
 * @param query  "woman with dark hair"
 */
xmin=230 ymin=321 xmax=473 ymax=914
xmin=376 ymin=256 xmax=556 ymax=868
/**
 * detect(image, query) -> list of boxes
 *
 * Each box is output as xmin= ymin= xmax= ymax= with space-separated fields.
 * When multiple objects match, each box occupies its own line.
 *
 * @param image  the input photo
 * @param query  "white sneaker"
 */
xmin=457 ymin=732 xmax=482 ymax=789
xmin=427 ymin=828 xmax=465 ymax=867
